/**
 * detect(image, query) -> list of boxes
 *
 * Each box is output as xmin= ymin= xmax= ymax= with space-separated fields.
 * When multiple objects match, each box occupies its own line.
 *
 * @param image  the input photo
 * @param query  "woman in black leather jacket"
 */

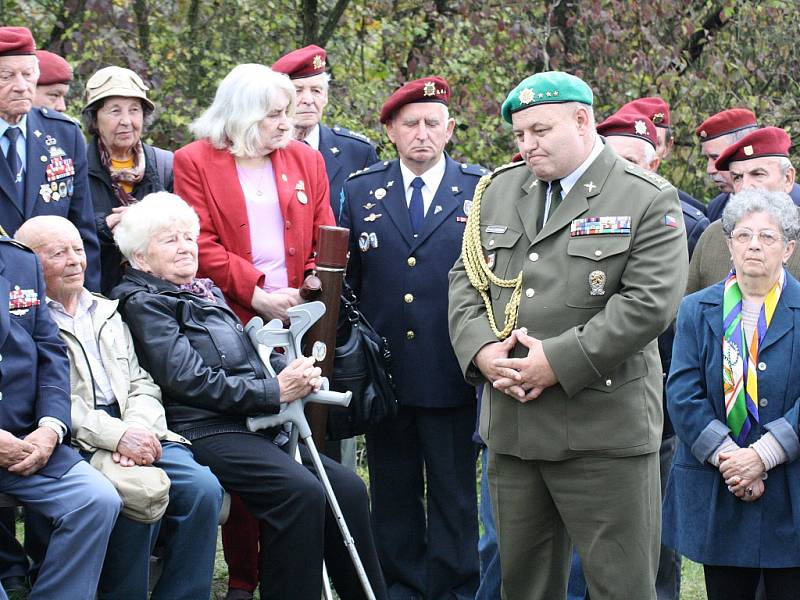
xmin=111 ymin=192 xmax=387 ymax=600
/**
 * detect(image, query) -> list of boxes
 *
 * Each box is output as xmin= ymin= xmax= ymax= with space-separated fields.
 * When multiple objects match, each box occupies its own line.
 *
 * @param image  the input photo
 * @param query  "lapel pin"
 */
xmin=374 ymin=188 xmax=387 ymax=200
xmin=33 ymin=130 xmax=41 ymax=138
xmin=364 ymin=213 xmax=383 ymax=222
xmin=281 ymin=173 xmax=288 ymax=182
xmin=358 ymin=232 xmax=370 ymax=252
xmin=451 ymin=186 xmax=459 ymax=193
xmin=296 ymin=191 xmax=308 ymax=204
xmin=584 ymin=181 xmax=597 ymax=193
xmin=434 ymin=205 xmax=443 ymax=215
xmin=387 ymin=181 xmax=395 ymax=187
xmin=363 ymin=202 xmax=376 ymax=210
xmin=330 ymin=146 xmax=339 ymax=155
xmin=463 ymin=199 xmax=473 ymax=215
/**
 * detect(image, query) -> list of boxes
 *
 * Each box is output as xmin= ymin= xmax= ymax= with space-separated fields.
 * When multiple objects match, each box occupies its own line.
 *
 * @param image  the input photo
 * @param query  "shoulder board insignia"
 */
xmin=0 ymin=237 xmax=34 ymax=253
xmin=459 ymin=162 xmax=490 ymax=177
xmin=346 ymin=160 xmax=391 ymax=180
xmin=331 ymin=125 xmax=374 ymax=145
xmin=624 ymin=163 xmax=671 ymax=190
xmin=37 ymin=107 xmax=79 ymax=126
xmin=490 ymin=160 xmax=526 ymax=179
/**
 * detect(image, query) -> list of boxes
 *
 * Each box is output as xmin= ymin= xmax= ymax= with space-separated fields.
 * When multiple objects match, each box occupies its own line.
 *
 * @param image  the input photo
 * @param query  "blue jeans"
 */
xmin=98 ymin=442 xmax=223 ymax=600
xmin=476 ymin=447 xmax=501 ymax=600
xmin=0 ymin=459 xmax=121 ymax=600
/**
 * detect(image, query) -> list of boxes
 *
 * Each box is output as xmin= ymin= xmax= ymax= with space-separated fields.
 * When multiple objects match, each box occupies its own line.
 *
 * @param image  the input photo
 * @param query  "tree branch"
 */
xmin=318 ymin=0 xmax=351 ymax=47
xmin=677 ymin=2 xmax=732 ymax=75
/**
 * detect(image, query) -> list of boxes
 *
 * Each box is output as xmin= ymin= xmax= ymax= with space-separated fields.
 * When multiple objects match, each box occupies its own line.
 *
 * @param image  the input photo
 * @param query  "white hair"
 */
xmin=780 ymin=156 xmax=794 ymax=176
xmin=722 ymin=189 xmax=800 ymax=241
xmin=190 ymin=64 xmax=296 ymax=158
xmin=643 ymin=141 xmax=656 ymax=164
xmin=113 ymin=192 xmax=200 ymax=266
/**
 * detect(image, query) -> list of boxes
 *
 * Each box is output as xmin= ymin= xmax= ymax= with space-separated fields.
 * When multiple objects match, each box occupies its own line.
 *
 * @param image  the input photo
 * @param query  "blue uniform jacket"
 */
xmin=707 ymin=183 xmax=800 ymax=222
xmin=0 ymin=108 xmax=100 ymax=291
xmin=341 ymin=155 xmax=488 ymax=408
xmin=318 ymin=125 xmax=378 ymax=222
xmin=663 ymin=276 xmax=800 ymax=567
xmin=0 ymin=239 xmax=80 ymax=478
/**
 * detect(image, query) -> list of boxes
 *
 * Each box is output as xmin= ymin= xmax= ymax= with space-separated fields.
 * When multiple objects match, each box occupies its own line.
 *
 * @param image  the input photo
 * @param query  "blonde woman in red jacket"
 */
xmin=173 ymin=63 xmax=335 ymax=600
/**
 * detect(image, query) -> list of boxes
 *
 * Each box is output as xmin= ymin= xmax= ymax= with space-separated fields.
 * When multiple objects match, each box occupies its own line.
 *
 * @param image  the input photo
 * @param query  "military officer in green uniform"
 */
xmin=448 ymin=72 xmax=688 ymax=600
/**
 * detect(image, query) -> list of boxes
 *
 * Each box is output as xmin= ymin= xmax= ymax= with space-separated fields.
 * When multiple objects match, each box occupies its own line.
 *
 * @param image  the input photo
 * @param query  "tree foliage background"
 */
xmin=3 ymin=0 xmax=797 ymax=200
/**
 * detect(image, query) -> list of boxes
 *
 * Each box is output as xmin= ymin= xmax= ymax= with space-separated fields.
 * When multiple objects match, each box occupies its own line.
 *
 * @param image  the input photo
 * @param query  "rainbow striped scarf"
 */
xmin=722 ymin=268 xmax=785 ymax=444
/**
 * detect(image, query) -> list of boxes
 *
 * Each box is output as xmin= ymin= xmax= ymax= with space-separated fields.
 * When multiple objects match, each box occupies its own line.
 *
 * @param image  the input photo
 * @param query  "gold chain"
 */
xmin=461 ymin=172 xmax=522 ymax=340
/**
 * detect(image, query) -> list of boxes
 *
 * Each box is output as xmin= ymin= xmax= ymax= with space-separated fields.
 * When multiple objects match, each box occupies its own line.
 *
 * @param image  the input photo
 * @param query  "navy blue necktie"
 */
xmin=409 ymin=176 xmax=424 ymax=235
xmin=4 ymin=127 xmax=24 ymax=204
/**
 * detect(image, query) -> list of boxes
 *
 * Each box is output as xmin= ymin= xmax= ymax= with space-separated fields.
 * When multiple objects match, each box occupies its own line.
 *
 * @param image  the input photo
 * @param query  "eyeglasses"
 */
xmin=728 ymin=228 xmax=785 ymax=246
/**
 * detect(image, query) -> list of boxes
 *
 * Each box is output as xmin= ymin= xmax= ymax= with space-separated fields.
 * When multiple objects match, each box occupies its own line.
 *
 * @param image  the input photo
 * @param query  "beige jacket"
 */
xmin=56 ymin=292 xmax=187 ymax=453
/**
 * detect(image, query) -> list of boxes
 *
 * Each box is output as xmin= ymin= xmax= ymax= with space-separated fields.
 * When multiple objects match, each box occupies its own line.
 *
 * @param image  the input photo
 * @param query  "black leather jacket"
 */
xmin=112 ymin=269 xmax=285 ymax=440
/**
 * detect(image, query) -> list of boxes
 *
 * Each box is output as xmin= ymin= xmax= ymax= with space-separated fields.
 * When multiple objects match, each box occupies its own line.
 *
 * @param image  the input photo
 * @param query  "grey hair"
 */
xmin=727 ymin=125 xmax=759 ymax=143
xmin=113 ymin=192 xmax=200 ymax=266
xmin=780 ymin=156 xmax=795 ymax=177
xmin=190 ymin=64 xmax=296 ymax=158
xmin=722 ymin=189 xmax=800 ymax=241
xmin=643 ymin=141 xmax=656 ymax=164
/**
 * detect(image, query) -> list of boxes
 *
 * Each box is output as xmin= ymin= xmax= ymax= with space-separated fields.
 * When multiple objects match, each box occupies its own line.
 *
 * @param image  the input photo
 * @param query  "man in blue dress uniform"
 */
xmin=0 ymin=27 xmax=100 ymax=291
xmin=0 ymin=236 xmax=120 ymax=599
xmin=272 ymin=45 xmax=379 ymax=223
xmin=340 ymin=76 xmax=487 ymax=600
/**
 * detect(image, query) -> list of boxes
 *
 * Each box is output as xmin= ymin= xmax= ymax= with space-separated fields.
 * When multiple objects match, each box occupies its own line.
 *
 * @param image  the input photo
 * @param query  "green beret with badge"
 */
xmin=501 ymin=71 xmax=594 ymax=124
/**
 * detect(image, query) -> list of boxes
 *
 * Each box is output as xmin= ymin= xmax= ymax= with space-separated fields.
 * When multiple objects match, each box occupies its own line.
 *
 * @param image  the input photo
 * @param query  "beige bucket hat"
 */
xmin=84 ymin=66 xmax=155 ymax=111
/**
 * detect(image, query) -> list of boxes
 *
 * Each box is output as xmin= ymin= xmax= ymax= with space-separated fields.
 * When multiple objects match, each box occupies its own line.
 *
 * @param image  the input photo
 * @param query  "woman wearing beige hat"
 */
xmin=82 ymin=66 xmax=174 ymax=295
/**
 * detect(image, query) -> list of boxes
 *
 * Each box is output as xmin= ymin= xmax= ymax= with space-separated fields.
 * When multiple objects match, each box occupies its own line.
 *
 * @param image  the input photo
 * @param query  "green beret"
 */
xmin=501 ymin=71 xmax=593 ymax=124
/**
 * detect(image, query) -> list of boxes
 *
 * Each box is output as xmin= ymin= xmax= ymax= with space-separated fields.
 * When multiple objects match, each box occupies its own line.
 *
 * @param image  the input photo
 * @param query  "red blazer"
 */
xmin=173 ymin=139 xmax=335 ymax=323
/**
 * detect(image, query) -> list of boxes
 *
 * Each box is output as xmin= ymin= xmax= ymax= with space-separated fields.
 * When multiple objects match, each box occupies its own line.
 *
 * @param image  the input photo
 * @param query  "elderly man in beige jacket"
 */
xmin=16 ymin=215 xmax=224 ymax=600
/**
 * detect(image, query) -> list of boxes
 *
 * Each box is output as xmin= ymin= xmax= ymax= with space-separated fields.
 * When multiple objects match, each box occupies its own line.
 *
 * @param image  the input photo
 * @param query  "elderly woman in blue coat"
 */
xmin=664 ymin=188 xmax=800 ymax=600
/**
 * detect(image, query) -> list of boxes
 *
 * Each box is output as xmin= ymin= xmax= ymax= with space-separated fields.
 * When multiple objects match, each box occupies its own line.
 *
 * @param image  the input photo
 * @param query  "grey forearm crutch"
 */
xmin=245 ymin=302 xmax=377 ymax=600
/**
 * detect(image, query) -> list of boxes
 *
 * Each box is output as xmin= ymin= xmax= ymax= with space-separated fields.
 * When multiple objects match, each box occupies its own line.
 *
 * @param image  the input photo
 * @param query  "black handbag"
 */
xmin=326 ymin=284 xmax=398 ymax=440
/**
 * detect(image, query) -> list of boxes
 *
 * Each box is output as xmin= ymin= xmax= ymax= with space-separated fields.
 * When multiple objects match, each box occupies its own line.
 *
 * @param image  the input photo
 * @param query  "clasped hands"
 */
xmin=114 ymin=427 xmax=163 ymax=467
xmin=474 ymin=328 xmax=557 ymax=402
xmin=0 ymin=427 xmax=59 ymax=476
xmin=718 ymin=447 xmax=766 ymax=502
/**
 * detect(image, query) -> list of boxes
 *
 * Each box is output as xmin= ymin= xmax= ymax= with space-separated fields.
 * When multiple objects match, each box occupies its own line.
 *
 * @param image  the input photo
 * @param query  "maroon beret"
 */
xmin=35 ymin=50 xmax=72 ymax=85
xmin=619 ymin=96 xmax=670 ymax=128
xmin=272 ymin=45 xmax=327 ymax=79
xmin=695 ymin=108 xmax=757 ymax=141
xmin=714 ymin=127 xmax=791 ymax=171
xmin=0 ymin=27 xmax=35 ymax=57
xmin=597 ymin=111 xmax=657 ymax=149
xmin=380 ymin=77 xmax=450 ymax=124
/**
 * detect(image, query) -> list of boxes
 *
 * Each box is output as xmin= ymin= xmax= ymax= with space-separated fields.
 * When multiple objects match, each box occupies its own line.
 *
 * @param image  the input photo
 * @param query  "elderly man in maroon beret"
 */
xmin=688 ymin=126 xmax=800 ymax=293
xmin=339 ymin=77 xmax=488 ymax=600
xmin=33 ymin=50 xmax=72 ymax=113
xmin=272 ymin=45 xmax=378 ymax=223
xmin=0 ymin=27 xmax=99 ymax=285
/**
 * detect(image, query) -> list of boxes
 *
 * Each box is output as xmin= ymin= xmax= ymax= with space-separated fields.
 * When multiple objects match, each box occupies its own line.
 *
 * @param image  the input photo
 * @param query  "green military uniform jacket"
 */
xmin=448 ymin=143 xmax=688 ymax=460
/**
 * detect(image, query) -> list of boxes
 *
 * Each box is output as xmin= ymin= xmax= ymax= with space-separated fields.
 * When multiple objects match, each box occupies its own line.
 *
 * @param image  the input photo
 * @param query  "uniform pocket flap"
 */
xmin=585 ymin=353 xmax=648 ymax=392
xmin=566 ymin=236 xmax=631 ymax=261
xmin=481 ymin=226 xmax=522 ymax=250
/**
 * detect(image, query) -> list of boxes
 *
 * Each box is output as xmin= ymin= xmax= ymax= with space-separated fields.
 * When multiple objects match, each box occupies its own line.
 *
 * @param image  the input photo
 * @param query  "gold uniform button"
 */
xmin=605 ymin=379 xmax=612 ymax=387
xmin=406 ymin=330 xmax=415 ymax=340
xmin=407 ymin=257 xmax=417 ymax=267
xmin=529 ymin=252 xmax=539 ymax=262
xmin=594 ymin=249 xmax=602 ymax=257
xmin=404 ymin=293 xmax=414 ymax=303
xmin=525 ymin=288 xmax=535 ymax=298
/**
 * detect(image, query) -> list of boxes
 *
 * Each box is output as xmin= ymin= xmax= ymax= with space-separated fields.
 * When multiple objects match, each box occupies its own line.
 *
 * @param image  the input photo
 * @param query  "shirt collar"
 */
xmin=46 ymin=288 xmax=96 ymax=318
xmin=0 ymin=113 xmax=28 ymax=140
xmin=399 ymin=153 xmax=447 ymax=193
xmin=304 ymin=124 xmax=320 ymax=151
xmin=560 ymin=135 xmax=604 ymax=197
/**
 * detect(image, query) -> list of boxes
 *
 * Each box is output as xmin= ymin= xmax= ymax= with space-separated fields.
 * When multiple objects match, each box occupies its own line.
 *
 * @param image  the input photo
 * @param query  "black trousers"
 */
xmin=366 ymin=405 xmax=480 ymax=600
xmin=190 ymin=431 xmax=387 ymax=600
xmin=704 ymin=564 xmax=800 ymax=600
